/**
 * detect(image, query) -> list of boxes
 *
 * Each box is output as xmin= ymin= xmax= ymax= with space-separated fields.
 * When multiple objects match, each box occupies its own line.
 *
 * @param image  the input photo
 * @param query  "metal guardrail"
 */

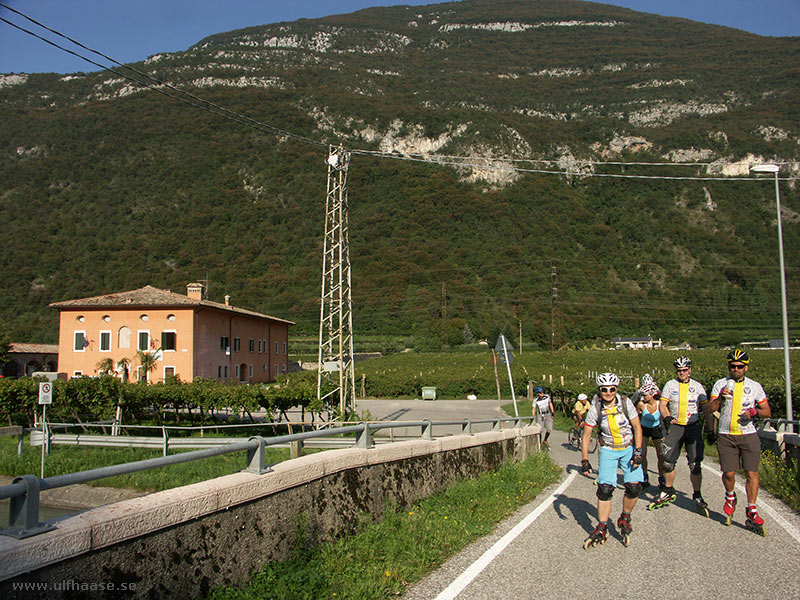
xmin=0 ymin=416 xmax=536 ymax=539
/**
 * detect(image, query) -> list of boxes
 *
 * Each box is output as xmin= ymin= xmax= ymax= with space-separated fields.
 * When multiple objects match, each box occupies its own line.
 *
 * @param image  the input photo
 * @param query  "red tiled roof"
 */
xmin=9 ymin=343 xmax=59 ymax=354
xmin=49 ymin=285 xmax=294 ymax=325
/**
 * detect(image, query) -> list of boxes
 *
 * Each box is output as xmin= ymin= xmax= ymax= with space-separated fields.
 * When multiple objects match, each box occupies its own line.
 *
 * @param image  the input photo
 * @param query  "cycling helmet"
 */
xmin=641 ymin=373 xmax=654 ymax=386
xmin=639 ymin=382 xmax=659 ymax=397
xmin=727 ymin=349 xmax=750 ymax=364
xmin=534 ymin=386 xmax=544 ymax=393
xmin=578 ymin=393 xmax=588 ymax=401
xmin=596 ymin=372 xmax=619 ymax=387
xmin=673 ymin=356 xmax=692 ymax=369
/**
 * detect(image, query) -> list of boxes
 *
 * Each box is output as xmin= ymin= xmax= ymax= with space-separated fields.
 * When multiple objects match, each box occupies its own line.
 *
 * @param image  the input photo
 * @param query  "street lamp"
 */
xmin=750 ymin=164 xmax=793 ymax=432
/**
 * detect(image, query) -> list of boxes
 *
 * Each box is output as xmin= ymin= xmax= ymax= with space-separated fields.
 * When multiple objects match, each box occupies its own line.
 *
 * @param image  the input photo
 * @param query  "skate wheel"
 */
xmin=622 ymin=534 xmax=630 ymax=547
xmin=725 ymin=514 xmax=732 ymax=526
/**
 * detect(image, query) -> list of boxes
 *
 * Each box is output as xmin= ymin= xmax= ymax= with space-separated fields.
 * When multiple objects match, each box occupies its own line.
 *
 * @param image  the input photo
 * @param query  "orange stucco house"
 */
xmin=50 ymin=283 xmax=294 ymax=383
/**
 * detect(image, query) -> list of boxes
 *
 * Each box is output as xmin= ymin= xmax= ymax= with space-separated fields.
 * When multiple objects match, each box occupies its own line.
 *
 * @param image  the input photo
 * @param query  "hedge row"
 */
xmin=0 ymin=375 xmax=337 ymax=428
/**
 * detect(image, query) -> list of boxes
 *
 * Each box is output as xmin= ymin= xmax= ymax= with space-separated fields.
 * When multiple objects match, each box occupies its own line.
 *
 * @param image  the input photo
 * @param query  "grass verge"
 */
xmin=208 ymin=451 xmax=561 ymax=600
xmin=0 ymin=436 xmax=299 ymax=492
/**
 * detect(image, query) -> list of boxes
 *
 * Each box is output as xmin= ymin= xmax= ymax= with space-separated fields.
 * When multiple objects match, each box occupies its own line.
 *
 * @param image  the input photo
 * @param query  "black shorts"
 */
xmin=661 ymin=421 xmax=704 ymax=466
xmin=641 ymin=425 xmax=664 ymax=440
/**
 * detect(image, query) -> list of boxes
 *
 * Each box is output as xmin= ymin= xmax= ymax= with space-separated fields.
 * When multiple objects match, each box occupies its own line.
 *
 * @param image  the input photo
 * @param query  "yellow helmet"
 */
xmin=726 ymin=349 xmax=750 ymax=364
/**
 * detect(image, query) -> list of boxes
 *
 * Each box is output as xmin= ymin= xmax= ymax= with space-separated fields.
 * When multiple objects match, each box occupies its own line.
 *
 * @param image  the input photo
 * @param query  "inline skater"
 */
xmin=708 ymin=349 xmax=771 ymax=535
xmin=649 ymin=357 xmax=709 ymax=514
xmin=533 ymin=386 xmax=555 ymax=448
xmin=634 ymin=381 xmax=664 ymax=491
xmin=581 ymin=373 xmax=643 ymax=548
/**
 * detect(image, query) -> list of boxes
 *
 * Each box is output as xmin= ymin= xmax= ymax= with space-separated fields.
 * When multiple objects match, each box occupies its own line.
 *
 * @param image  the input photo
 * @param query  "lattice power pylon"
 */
xmin=317 ymin=145 xmax=356 ymax=418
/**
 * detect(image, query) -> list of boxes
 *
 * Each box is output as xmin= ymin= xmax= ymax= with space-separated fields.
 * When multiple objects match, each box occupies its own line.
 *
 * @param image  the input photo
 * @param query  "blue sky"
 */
xmin=1 ymin=0 xmax=798 ymax=74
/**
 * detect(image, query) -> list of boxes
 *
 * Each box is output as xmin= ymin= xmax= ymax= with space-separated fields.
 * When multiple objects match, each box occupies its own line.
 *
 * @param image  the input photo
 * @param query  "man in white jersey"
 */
xmin=650 ymin=356 xmax=709 ymax=514
xmin=707 ymin=349 xmax=771 ymax=535
xmin=533 ymin=386 xmax=555 ymax=447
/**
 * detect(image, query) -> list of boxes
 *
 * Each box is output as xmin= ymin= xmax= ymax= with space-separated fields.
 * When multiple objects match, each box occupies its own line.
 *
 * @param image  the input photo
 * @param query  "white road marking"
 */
xmin=433 ymin=471 xmax=578 ymax=600
xmin=701 ymin=463 xmax=800 ymax=544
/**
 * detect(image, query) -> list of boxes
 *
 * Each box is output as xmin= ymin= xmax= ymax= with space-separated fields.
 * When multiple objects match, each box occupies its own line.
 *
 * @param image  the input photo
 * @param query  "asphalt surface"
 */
xmin=358 ymin=399 xmax=800 ymax=600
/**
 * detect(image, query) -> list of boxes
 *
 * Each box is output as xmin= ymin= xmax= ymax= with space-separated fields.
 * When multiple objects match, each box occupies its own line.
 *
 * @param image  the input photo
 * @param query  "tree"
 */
xmin=136 ymin=351 xmax=158 ymax=383
xmin=116 ymin=357 xmax=131 ymax=383
xmin=0 ymin=318 xmax=9 ymax=368
xmin=96 ymin=357 xmax=114 ymax=375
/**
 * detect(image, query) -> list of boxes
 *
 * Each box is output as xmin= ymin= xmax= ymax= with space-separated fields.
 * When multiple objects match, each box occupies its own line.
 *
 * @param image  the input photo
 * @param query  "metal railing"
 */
xmin=0 ymin=416 xmax=535 ymax=539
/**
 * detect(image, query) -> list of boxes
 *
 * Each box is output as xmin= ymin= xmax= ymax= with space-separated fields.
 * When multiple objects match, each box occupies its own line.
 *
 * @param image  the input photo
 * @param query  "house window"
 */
xmin=137 ymin=366 xmax=145 ymax=382
xmin=220 ymin=336 xmax=229 ymax=353
xmin=164 ymin=366 xmax=175 ymax=380
xmin=138 ymin=331 xmax=150 ymax=351
xmin=283 ymin=342 xmax=287 ymax=354
xmin=234 ymin=338 xmax=241 ymax=352
xmin=73 ymin=370 xmax=83 ymax=377
xmin=99 ymin=331 xmax=111 ymax=352
xmin=140 ymin=314 xmax=149 ymax=322
xmin=235 ymin=365 xmax=240 ymax=379
xmin=218 ymin=366 xmax=222 ymax=378
xmin=102 ymin=315 xmax=111 ymax=322
xmin=263 ymin=364 xmax=266 ymax=372
xmin=249 ymin=365 xmax=253 ymax=377
xmin=275 ymin=341 xmax=279 ymax=354
xmin=282 ymin=364 xmax=286 ymax=373
xmin=249 ymin=338 xmax=254 ymax=352
xmin=74 ymin=331 xmax=87 ymax=352
xmin=224 ymin=366 xmax=228 ymax=378
xmin=275 ymin=364 xmax=279 ymax=376
xmin=119 ymin=326 xmax=132 ymax=349
xmin=161 ymin=331 xmax=177 ymax=351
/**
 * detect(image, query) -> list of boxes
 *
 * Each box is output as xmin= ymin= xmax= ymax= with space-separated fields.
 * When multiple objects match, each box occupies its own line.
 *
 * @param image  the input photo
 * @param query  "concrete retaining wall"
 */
xmin=0 ymin=425 xmax=541 ymax=598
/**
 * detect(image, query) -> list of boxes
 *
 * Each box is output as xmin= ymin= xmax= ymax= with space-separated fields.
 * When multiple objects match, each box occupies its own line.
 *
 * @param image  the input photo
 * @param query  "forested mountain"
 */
xmin=1 ymin=0 xmax=798 ymax=348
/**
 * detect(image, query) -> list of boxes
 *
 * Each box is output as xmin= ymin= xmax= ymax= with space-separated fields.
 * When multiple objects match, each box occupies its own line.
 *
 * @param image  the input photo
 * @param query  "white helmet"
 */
xmin=673 ymin=356 xmax=692 ymax=369
xmin=641 ymin=373 xmax=654 ymax=386
xmin=596 ymin=372 xmax=620 ymax=387
xmin=578 ymin=393 xmax=588 ymax=401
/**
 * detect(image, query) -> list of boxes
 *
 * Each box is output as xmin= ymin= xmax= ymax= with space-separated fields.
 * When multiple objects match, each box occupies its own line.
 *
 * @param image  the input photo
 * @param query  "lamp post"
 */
xmin=751 ymin=164 xmax=793 ymax=432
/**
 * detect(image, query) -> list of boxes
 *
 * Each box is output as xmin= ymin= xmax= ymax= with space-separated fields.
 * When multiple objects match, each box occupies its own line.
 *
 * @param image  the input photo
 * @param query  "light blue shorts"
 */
xmin=597 ymin=446 xmax=644 ymax=486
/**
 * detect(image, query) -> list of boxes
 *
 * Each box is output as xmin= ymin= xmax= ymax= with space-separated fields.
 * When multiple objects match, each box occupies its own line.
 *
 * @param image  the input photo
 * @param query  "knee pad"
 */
xmin=662 ymin=461 xmax=676 ymax=473
xmin=624 ymin=482 xmax=642 ymax=499
xmin=596 ymin=483 xmax=615 ymax=501
xmin=690 ymin=461 xmax=702 ymax=475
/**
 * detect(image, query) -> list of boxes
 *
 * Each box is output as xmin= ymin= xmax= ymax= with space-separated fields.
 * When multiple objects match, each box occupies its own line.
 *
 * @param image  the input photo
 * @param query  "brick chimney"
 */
xmin=187 ymin=282 xmax=205 ymax=301
xmin=224 ymin=294 xmax=231 ymax=306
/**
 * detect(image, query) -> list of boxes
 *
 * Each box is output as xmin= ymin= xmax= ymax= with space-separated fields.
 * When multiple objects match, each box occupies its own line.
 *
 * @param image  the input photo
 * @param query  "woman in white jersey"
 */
xmin=581 ymin=372 xmax=643 ymax=548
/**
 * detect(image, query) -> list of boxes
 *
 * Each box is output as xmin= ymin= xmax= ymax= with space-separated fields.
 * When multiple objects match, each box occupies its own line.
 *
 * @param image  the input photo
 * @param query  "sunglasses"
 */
xmin=729 ymin=363 xmax=746 ymax=370
xmin=599 ymin=386 xmax=617 ymax=393
xmin=676 ymin=368 xmax=690 ymax=372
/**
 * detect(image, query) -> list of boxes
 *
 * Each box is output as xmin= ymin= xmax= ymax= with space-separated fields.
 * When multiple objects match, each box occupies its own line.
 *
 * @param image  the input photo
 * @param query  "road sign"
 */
xmin=495 ymin=334 xmax=514 ymax=365
xmin=38 ymin=382 xmax=52 ymax=405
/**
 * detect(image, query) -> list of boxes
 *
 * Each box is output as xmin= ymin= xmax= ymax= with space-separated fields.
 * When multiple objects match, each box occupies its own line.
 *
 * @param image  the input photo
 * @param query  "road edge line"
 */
xmin=433 ymin=470 xmax=578 ymax=600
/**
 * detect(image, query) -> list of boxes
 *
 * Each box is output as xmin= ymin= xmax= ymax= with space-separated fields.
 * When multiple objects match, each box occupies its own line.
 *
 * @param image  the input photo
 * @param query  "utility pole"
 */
xmin=317 ymin=146 xmax=356 ymax=420
xmin=551 ymin=262 xmax=558 ymax=352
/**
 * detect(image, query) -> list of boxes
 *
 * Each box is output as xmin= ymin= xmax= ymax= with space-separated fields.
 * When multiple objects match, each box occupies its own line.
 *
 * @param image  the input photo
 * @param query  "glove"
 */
xmin=631 ymin=447 xmax=643 ymax=467
xmin=744 ymin=407 xmax=758 ymax=419
xmin=581 ymin=459 xmax=592 ymax=474
xmin=664 ymin=416 xmax=676 ymax=426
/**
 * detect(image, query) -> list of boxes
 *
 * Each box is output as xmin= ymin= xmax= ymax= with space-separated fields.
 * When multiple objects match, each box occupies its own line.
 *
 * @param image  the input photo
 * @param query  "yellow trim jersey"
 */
xmin=660 ymin=378 xmax=707 ymax=426
xmin=710 ymin=376 xmax=768 ymax=435
xmin=584 ymin=395 xmax=637 ymax=449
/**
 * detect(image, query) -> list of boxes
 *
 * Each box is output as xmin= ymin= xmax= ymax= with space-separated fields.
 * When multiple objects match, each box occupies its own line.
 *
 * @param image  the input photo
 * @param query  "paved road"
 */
xmin=357 ymin=400 xmax=800 ymax=600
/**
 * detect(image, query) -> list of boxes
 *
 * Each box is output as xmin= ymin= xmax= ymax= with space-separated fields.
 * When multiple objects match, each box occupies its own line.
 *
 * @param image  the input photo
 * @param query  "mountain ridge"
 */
xmin=1 ymin=0 xmax=798 ymax=348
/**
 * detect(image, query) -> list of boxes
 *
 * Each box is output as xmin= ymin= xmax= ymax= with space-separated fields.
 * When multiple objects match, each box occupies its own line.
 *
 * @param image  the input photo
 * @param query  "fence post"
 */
xmin=0 ymin=475 xmax=56 ymax=539
xmin=356 ymin=422 xmax=372 ymax=449
xmin=421 ymin=419 xmax=434 ymax=441
xmin=162 ymin=426 xmax=169 ymax=457
xmin=244 ymin=436 xmax=271 ymax=474
xmin=461 ymin=419 xmax=473 ymax=435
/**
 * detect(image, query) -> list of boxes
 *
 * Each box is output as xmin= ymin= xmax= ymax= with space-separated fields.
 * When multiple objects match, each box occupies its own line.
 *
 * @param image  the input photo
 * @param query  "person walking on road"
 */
xmin=581 ymin=372 xmax=644 ymax=548
xmin=649 ymin=356 xmax=709 ymax=516
xmin=634 ymin=381 xmax=665 ymax=491
xmin=708 ymin=349 xmax=771 ymax=535
xmin=533 ymin=386 xmax=555 ymax=448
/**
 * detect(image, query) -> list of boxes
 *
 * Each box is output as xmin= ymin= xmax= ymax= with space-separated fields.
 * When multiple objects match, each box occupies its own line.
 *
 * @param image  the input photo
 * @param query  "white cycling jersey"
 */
xmin=710 ymin=376 xmax=767 ymax=435
xmin=584 ymin=395 xmax=638 ymax=449
xmin=660 ymin=378 xmax=707 ymax=426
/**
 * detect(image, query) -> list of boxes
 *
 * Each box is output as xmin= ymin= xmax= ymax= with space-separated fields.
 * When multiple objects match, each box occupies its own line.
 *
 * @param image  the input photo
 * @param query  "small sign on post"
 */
xmin=38 ymin=382 xmax=52 ymax=479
